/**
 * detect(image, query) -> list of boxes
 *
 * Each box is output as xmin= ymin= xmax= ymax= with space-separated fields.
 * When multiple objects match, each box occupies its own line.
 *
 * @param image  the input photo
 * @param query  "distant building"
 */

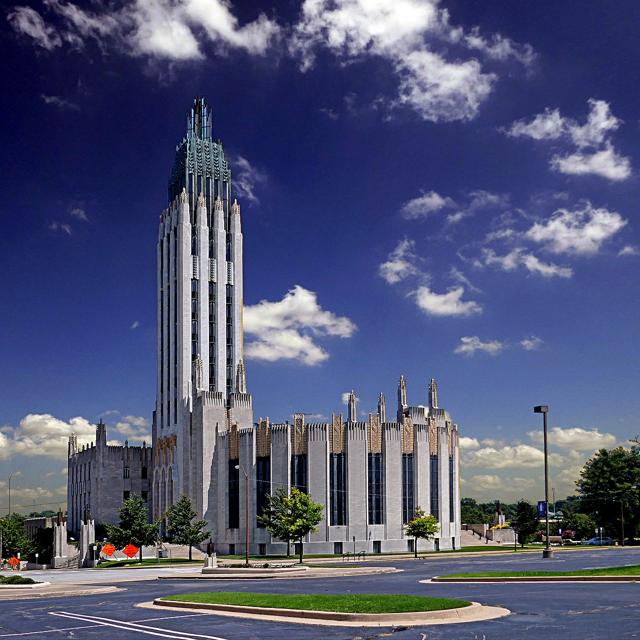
xmin=67 ymin=420 xmax=151 ymax=535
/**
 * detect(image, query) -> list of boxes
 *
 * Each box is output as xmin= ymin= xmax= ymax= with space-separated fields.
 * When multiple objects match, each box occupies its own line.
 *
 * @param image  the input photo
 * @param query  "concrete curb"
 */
xmin=158 ymin=567 xmax=400 ymax=581
xmin=429 ymin=575 xmax=640 ymax=584
xmin=143 ymin=598 xmax=510 ymax=627
xmin=0 ymin=586 xmax=122 ymax=600
xmin=0 ymin=581 xmax=50 ymax=589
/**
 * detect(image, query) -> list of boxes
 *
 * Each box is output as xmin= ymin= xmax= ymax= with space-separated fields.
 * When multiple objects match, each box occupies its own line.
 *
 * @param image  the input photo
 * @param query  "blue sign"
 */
xmin=537 ymin=501 xmax=547 ymax=516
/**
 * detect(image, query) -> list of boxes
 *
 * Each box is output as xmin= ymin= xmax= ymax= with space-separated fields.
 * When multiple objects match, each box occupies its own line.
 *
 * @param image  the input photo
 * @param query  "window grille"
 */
xmin=192 ymin=255 xmax=199 ymax=279
xmin=226 ymin=261 xmax=234 ymax=285
xmin=209 ymin=258 xmax=216 ymax=282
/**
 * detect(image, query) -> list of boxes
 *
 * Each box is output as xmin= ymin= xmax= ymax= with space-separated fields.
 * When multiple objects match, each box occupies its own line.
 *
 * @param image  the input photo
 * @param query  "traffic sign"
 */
xmin=122 ymin=544 xmax=139 ymax=558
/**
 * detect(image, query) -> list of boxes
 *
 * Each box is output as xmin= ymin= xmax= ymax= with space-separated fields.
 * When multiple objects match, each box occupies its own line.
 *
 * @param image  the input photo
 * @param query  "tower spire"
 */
xmin=235 ymin=360 xmax=247 ymax=394
xmin=428 ymin=378 xmax=439 ymax=410
xmin=397 ymin=375 xmax=407 ymax=422
xmin=347 ymin=390 xmax=357 ymax=423
xmin=377 ymin=392 xmax=387 ymax=423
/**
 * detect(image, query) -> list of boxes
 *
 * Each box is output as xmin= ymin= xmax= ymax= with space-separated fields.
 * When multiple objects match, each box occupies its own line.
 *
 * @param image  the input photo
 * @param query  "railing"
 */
xmin=341 ymin=551 xmax=366 ymax=562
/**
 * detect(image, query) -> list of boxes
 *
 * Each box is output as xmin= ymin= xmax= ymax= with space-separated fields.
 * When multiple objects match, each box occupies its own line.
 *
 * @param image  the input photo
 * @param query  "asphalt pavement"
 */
xmin=0 ymin=547 xmax=638 ymax=639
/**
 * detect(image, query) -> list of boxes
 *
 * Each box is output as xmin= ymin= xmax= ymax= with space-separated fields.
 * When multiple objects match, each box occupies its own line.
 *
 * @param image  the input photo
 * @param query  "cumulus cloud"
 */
xmin=232 ymin=155 xmax=266 ymax=205
xmin=464 ymin=443 xmax=563 ymax=469
xmin=618 ymin=245 xmax=639 ymax=257
xmin=454 ymin=336 xmax=504 ymax=356
xmin=292 ymin=0 xmax=532 ymax=122
xmin=414 ymin=285 xmax=481 ymax=317
xmin=459 ymin=436 xmax=481 ymax=450
xmin=446 ymin=190 xmax=509 ymax=225
xmin=482 ymin=247 xmax=573 ymax=278
xmin=112 ymin=415 xmax=150 ymax=443
xmin=8 ymin=0 xmax=280 ymax=60
xmin=401 ymin=190 xmax=453 ymax=219
xmin=465 ymin=474 xmax=535 ymax=492
xmin=506 ymin=99 xmax=631 ymax=181
xmin=526 ymin=203 xmax=627 ymax=256
xmin=528 ymin=426 xmax=616 ymax=451
xmin=0 ymin=414 xmax=96 ymax=461
xmin=378 ymin=239 xmax=421 ymax=284
xmin=244 ymin=285 xmax=356 ymax=365
xmin=520 ymin=335 xmax=543 ymax=351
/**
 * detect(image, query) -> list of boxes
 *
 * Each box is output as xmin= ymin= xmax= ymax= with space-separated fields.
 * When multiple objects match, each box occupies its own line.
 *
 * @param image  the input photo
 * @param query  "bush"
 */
xmin=0 ymin=575 xmax=37 ymax=585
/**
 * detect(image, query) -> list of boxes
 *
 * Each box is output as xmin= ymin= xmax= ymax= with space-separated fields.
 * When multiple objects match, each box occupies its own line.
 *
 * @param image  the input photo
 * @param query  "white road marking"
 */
xmin=50 ymin=612 xmax=228 ymax=640
xmin=0 ymin=614 xmax=208 ymax=637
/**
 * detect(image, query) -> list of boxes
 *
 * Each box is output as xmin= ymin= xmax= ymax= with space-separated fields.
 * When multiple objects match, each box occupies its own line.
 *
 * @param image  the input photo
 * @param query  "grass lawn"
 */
xmin=439 ymin=564 xmax=640 ymax=579
xmin=426 ymin=545 xmax=537 ymax=554
xmin=160 ymin=592 xmax=471 ymax=613
xmin=97 ymin=558 xmax=201 ymax=569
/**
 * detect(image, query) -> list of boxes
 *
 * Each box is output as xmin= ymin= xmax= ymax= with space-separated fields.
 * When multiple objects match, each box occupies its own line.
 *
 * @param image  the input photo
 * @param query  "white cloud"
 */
xmin=506 ymin=99 xmax=631 ymax=181
xmin=619 ymin=245 xmax=639 ymax=257
xmin=414 ymin=285 xmax=481 ymax=317
xmin=482 ymin=248 xmax=573 ymax=278
xmin=113 ymin=415 xmax=150 ymax=443
xmin=244 ymin=285 xmax=356 ymax=365
xmin=8 ymin=0 xmax=280 ymax=61
xmin=378 ymin=239 xmax=420 ymax=284
xmin=464 ymin=443 xmax=563 ymax=469
xmin=551 ymin=145 xmax=631 ymax=181
xmin=0 ymin=414 xmax=96 ymax=461
xmin=401 ymin=190 xmax=452 ymax=219
xmin=465 ymin=474 xmax=535 ymax=492
xmin=449 ymin=267 xmax=481 ymax=293
xmin=48 ymin=221 xmax=72 ymax=235
xmin=446 ymin=190 xmax=509 ymax=225
xmin=292 ymin=0 xmax=532 ymax=122
xmin=526 ymin=203 xmax=627 ymax=256
xmin=459 ymin=436 xmax=480 ymax=450
xmin=520 ymin=336 xmax=543 ymax=351
xmin=528 ymin=426 xmax=617 ymax=451
xmin=130 ymin=320 xmax=140 ymax=330
xmin=41 ymin=94 xmax=79 ymax=110
xmin=7 ymin=6 xmax=62 ymax=50
xmin=454 ymin=336 xmax=504 ymax=356
xmin=69 ymin=206 xmax=88 ymax=221
xmin=232 ymin=156 xmax=266 ymax=205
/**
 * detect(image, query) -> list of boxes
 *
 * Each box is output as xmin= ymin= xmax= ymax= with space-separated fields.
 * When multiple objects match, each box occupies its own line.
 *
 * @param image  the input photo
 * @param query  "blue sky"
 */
xmin=1 ymin=0 xmax=638 ymax=510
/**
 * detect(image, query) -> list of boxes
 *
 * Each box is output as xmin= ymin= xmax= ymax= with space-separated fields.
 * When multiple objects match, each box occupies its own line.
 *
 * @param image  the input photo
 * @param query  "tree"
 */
xmin=105 ymin=496 xmax=159 ymax=562
xmin=404 ymin=507 xmax=439 ymax=557
xmin=577 ymin=446 xmax=640 ymax=544
xmin=512 ymin=500 xmax=539 ymax=546
xmin=561 ymin=512 xmax=595 ymax=541
xmin=258 ymin=488 xmax=323 ymax=564
xmin=166 ymin=495 xmax=210 ymax=560
xmin=0 ymin=514 xmax=34 ymax=559
xmin=461 ymin=498 xmax=490 ymax=524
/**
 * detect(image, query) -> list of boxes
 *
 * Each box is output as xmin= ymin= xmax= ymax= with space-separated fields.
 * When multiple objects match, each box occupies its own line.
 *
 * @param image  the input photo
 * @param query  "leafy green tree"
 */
xmin=105 ymin=496 xmax=159 ymax=562
xmin=461 ymin=498 xmax=490 ymax=524
xmin=577 ymin=446 xmax=640 ymax=543
xmin=561 ymin=512 xmax=596 ymax=541
xmin=258 ymin=488 xmax=323 ymax=563
xmin=404 ymin=507 xmax=440 ymax=557
xmin=166 ymin=495 xmax=210 ymax=560
xmin=512 ymin=500 xmax=539 ymax=546
xmin=0 ymin=514 xmax=34 ymax=559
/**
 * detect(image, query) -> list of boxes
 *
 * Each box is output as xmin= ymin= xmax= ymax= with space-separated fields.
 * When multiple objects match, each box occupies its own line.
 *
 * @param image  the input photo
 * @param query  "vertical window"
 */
xmin=290 ymin=454 xmax=308 ymax=493
xmin=256 ymin=457 xmax=270 ymax=527
xmin=329 ymin=453 xmax=346 ymax=526
xmin=430 ymin=455 xmax=439 ymax=520
xmin=402 ymin=453 xmax=414 ymax=524
xmin=123 ymin=467 xmax=130 ymax=479
xmin=449 ymin=456 xmax=455 ymax=523
xmin=123 ymin=491 xmax=130 ymax=501
xmin=228 ymin=460 xmax=239 ymax=529
xmin=368 ymin=453 xmax=383 ymax=525
xmin=141 ymin=466 xmax=148 ymax=479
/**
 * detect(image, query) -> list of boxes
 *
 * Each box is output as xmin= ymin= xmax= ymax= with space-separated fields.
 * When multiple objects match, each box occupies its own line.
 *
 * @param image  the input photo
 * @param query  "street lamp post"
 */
xmin=7 ymin=472 xmax=16 ymax=516
xmin=235 ymin=464 xmax=250 ymax=567
xmin=534 ymin=405 xmax=553 ymax=559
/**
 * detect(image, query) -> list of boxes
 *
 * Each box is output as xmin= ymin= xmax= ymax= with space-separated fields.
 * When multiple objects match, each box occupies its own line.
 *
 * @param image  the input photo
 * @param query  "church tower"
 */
xmin=153 ymin=98 xmax=252 ymax=527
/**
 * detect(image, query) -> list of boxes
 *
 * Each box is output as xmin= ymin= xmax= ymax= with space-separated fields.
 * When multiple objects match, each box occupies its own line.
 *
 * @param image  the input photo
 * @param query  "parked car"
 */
xmin=584 ymin=537 xmax=614 ymax=545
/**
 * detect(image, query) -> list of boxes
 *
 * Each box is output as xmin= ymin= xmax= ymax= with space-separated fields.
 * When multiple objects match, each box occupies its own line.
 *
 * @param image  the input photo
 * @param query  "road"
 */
xmin=0 ymin=548 xmax=639 ymax=639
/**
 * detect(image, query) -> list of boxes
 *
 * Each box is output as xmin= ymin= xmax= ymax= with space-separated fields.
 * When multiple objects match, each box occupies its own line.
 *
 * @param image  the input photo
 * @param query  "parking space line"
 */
xmin=0 ymin=626 xmax=98 ymax=637
xmin=50 ymin=612 xmax=228 ymax=640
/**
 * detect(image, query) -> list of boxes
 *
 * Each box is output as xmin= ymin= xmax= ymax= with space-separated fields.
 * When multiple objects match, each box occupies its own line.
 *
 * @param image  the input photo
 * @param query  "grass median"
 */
xmin=159 ymin=592 xmax=472 ymax=613
xmin=438 ymin=564 xmax=640 ymax=579
xmin=97 ymin=558 xmax=201 ymax=569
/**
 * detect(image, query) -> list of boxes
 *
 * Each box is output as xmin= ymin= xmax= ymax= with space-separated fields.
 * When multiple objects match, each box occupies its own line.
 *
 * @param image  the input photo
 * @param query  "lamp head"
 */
xmin=533 ymin=405 xmax=549 ymax=414
xmin=234 ymin=464 xmax=240 ymax=470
